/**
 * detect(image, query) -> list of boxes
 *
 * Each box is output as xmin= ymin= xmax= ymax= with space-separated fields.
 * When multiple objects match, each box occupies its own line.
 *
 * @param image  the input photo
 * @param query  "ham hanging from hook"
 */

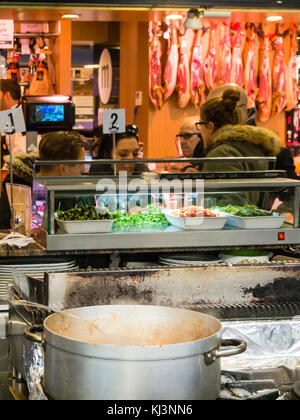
xmin=256 ymin=27 xmax=273 ymax=122
xmin=244 ymin=23 xmax=259 ymax=109
xmin=149 ymin=22 xmax=164 ymax=110
xmin=230 ymin=22 xmax=246 ymax=86
xmin=203 ymin=22 xmax=217 ymax=91
xmin=271 ymin=25 xmax=288 ymax=116
xmin=286 ymin=24 xmax=299 ymax=112
xmin=176 ymin=24 xmax=191 ymax=108
xmin=216 ymin=21 xmax=231 ymax=85
xmin=190 ymin=28 xmax=205 ymax=108
xmin=163 ymin=22 xmax=179 ymax=101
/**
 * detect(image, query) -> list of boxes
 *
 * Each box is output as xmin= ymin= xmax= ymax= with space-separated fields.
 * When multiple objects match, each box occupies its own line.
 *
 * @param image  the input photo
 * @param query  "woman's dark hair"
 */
xmin=95 ymin=125 xmax=139 ymax=160
xmin=39 ymin=131 xmax=84 ymax=172
xmin=90 ymin=125 xmax=145 ymax=175
xmin=200 ymin=88 xmax=242 ymax=130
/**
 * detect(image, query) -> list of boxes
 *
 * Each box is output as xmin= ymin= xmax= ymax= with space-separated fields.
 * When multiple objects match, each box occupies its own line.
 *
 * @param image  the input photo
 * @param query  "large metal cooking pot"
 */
xmin=24 ymin=305 xmax=246 ymax=400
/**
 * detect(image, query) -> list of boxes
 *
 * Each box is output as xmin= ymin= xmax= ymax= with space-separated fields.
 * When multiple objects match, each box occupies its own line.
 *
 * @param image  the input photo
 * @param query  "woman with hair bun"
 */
xmin=195 ymin=87 xmax=282 ymax=205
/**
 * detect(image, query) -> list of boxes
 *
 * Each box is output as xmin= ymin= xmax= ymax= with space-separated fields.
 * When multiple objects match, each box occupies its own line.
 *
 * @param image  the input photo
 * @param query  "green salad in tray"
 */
xmin=111 ymin=206 xmax=170 ymax=232
xmin=56 ymin=205 xmax=170 ymax=232
xmin=212 ymin=203 xmax=275 ymax=217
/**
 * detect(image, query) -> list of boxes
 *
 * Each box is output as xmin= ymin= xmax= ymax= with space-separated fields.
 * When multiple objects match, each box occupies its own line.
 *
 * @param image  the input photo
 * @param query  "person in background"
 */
xmin=207 ymin=83 xmax=298 ymax=179
xmin=90 ymin=124 xmax=147 ymax=176
xmin=0 ymin=131 xmax=85 ymax=229
xmin=38 ymin=131 xmax=85 ymax=176
xmin=0 ymin=79 xmax=25 ymax=164
xmin=196 ymin=88 xmax=282 ymax=205
xmin=176 ymin=116 xmax=206 ymax=159
xmin=175 ymin=116 xmax=206 ymax=173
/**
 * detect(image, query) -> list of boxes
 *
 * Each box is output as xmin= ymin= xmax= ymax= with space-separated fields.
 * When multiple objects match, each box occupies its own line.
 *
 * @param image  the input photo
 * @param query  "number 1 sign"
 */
xmin=103 ymin=109 xmax=126 ymax=134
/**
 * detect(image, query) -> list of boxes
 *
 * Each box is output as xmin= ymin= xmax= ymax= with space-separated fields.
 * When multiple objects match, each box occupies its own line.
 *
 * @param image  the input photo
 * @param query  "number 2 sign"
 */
xmin=103 ymin=109 xmax=126 ymax=134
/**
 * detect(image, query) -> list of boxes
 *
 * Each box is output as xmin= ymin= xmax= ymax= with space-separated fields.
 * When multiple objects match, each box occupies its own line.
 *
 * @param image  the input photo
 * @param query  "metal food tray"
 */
xmin=223 ymin=213 xmax=286 ymax=230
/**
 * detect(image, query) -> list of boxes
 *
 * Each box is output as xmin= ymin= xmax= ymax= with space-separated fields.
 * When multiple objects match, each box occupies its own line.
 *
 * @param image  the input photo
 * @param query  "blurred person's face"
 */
xmin=178 ymin=121 xmax=201 ymax=158
xmin=0 ymin=91 xmax=15 ymax=111
xmin=111 ymin=137 xmax=139 ymax=176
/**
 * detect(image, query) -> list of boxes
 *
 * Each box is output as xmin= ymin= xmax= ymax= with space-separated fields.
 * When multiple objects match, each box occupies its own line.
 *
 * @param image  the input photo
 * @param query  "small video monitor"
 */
xmin=35 ymin=104 xmax=65 ymax=123
xmin=23 ymin=96 xmax=75 ymax=133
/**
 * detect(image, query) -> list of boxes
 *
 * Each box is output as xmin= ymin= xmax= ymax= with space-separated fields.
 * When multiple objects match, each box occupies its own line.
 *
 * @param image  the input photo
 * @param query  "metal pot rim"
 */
xmin=43 ymin=305 xmax=224 ymax=360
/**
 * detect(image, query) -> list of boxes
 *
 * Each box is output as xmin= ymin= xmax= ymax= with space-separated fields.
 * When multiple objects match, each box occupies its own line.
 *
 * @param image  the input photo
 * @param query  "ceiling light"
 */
xmin=266 ymin=16 xmax=283 ymax=22
xmin=84 ymin=64 xmax=99 ymax=69
xmin=184 ymin=9 xmax=203 ymax=30
xmin=204 ymin=10 xmax=231 ymax=19
xmin=62 ymin=14 xmax=80 ymax=19
xmin=166 ymin=13 xmax=183 ymax=21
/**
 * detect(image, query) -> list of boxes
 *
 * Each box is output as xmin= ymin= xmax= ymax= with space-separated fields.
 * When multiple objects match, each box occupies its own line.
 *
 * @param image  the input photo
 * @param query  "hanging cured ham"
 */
xmin=176 ymin=25 xmax=191 ymax=108
xmin=244 ymin=23 xmax=259 ymax=109
xmin=163 ymin=22 xmax=179 ymax=101
xmin=216 ymin=21 xmax=231 ymax=85
xmin=256 ymin=33 xmax=272 ymax=122
xmin=271 ymin=35 xmax=287 ymax=116
xmin=29 ymin=37 xmax=54 ymax=96
xmin=230 ymin=23 xmax=246 ymax=86
xmin=190 ymin=28 xmax=205 ymax=108
xmin=204 ymin=22 xmax=217 ymax=91
xmin=6 ymin=39 xmax=22 ymax=83
xmin=286 ymin=25 xmax=299 ymax=112
xmin=149 ymin=22 xmax=164 ymax=110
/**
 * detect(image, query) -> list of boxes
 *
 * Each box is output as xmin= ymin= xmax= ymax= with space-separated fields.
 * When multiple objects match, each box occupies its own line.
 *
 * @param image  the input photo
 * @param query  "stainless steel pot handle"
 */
xmin=204 ymin=339 xmax=247 ymax=366
xmin=24 ymin=325 xmax=44 ymax=344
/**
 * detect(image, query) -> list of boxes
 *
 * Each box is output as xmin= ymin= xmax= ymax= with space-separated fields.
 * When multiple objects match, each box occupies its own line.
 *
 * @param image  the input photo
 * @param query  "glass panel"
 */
xmin=32 ymin=158 xmax=300 ymax=238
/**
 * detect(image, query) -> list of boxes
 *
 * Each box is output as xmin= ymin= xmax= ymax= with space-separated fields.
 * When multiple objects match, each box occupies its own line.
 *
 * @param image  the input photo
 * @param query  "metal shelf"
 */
xmin=45 ymin=228 xmax=300 ymax=251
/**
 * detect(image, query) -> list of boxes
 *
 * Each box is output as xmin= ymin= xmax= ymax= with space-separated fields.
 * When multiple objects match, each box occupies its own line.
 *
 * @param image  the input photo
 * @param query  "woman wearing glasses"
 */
xmin=90 ymin=125 xmax=147 ymax=176
xmin=195 ymin=88 xmax=282 ymax=205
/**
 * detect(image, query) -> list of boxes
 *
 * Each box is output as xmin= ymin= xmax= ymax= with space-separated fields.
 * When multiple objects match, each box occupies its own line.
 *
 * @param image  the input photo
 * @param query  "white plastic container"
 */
xmin=162 ymin=210 xmax=228 ymax=231
xmin=220 ymin=251 xmax=271 ymax=264
xmin=55 ymin=217 xmax=114 ymax=234
xmin=223 ymin=213 xmax=286 ymax=230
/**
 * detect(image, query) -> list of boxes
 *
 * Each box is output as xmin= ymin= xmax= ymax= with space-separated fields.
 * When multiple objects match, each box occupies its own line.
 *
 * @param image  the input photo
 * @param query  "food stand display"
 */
xmin=32 ymin=158 xmax=300 ymax=251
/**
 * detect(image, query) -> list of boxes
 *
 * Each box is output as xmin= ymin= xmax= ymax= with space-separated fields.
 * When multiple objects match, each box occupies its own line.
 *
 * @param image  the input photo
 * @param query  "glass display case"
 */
xmin=32 ymin=158 xmax=300 ymax=251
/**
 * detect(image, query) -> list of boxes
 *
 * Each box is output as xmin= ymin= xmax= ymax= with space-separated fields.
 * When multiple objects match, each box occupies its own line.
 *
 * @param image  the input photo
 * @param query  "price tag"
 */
xmin=103 ymin=109 xmax=126 ymax=134
xmin=0 ymin=107 xmax=26 ymax=135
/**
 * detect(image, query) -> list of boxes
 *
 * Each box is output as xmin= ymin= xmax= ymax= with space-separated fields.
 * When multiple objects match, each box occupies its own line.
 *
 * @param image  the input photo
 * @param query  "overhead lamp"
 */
xmin=266 ymin=16 xmax=283 ymax=22
xmin=62 ymin=14 xmax=80 ymax=19
xmin=84 ymin=64 xmax=99 ymax=69
xmin=184 ymin=9 xmax=203 ymax=30
xmin=166 ymin=13 xmax=183 ymax=21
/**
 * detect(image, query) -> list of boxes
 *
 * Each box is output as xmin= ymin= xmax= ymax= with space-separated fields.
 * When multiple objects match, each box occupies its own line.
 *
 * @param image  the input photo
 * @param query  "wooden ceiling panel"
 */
xmin=0 ymin=6 xmax=298 ymax=24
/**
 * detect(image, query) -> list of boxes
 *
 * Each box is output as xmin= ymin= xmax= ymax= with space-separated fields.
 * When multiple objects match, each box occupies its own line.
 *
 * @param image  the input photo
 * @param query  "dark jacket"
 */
xmin=202 ymin=124 xmax=282 ymax=205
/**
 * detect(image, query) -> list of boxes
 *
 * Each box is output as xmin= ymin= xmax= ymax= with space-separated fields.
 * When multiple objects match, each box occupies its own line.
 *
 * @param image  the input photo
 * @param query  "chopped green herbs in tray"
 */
xmin=212 ymin=203 xmax=276 ymax=217
xmin=55 ymin=205 xmax=170 ymax=232
xmin=111 ymin=206 xmax=170 ymax=232
xmin=56 ymin=206 xmax=114 ymax=221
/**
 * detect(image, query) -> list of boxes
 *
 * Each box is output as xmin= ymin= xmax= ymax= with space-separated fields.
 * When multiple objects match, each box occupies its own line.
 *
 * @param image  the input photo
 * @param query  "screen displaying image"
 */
xmin=35 ymin=105 xmax=64 ymax=122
